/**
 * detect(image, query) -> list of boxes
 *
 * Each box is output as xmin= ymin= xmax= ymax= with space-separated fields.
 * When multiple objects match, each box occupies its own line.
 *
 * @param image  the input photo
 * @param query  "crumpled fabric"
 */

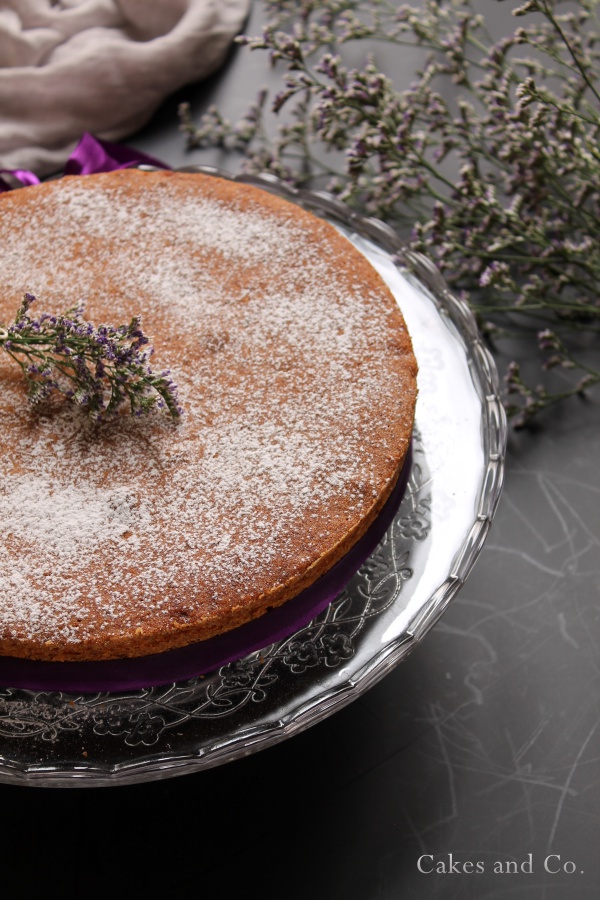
xmin=0 ymin=0 xmax=250 ymax=175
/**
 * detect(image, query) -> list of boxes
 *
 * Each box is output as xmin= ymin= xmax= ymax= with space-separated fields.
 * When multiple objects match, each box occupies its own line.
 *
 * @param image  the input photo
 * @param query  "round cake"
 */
xmin=0 ymin=169 xmax=417 ymax=662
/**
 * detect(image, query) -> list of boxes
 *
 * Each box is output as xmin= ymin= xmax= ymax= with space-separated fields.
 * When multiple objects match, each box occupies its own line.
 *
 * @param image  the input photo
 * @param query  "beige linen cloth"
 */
xmin=0 ymin=0 xmax=250 ymax=175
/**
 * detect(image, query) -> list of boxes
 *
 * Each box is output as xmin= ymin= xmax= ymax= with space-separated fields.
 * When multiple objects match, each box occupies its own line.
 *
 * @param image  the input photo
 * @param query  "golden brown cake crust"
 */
xmin=0 ymin=170 xmax=417 ymax=661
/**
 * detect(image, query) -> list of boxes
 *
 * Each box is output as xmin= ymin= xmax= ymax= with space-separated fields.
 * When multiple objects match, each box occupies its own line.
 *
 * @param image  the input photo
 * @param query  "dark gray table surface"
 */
xmin=1 ymin=3 xmax=598 ymax=899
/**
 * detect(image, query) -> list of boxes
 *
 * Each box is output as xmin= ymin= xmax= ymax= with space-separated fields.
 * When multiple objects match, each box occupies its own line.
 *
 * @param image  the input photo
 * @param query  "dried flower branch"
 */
xmin=0 ymin=294 xmax=182 ymax=421
xmin=180 ymin=0 xmax=600 ymax=426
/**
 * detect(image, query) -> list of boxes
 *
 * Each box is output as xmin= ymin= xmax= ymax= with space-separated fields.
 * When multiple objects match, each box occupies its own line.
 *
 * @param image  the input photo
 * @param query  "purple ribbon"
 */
xmin=0 ymin=132 xmax=169 ymax=192
xmin=0 ymin=168 xmax=40 ymax=191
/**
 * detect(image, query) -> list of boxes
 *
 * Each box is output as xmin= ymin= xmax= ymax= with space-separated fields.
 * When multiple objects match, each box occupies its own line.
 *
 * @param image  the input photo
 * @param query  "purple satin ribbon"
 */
xmin=0 ymin=132 xmax=169 ymax=192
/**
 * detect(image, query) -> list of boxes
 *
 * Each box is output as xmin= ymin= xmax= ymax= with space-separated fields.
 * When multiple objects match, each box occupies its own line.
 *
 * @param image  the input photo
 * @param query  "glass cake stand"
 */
xmin=0 ymin=171 xmax=506 ymax=786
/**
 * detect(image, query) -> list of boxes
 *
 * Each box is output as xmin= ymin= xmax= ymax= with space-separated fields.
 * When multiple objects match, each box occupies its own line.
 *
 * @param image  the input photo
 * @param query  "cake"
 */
xmin=0 ymin=169 xmax=417 ymax=662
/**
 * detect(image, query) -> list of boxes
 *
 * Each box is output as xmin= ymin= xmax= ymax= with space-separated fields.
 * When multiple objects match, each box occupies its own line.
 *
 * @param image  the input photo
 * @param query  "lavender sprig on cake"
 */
xmin=0 ymin=293 xmax=182 ymax=420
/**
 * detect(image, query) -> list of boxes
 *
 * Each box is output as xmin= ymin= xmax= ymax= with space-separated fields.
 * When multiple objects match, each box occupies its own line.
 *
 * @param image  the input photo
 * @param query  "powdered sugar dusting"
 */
xmin=0 ymin=171 xmax=415 ymax=655
xmin=1 ymin=477 xmax=154 ymax=555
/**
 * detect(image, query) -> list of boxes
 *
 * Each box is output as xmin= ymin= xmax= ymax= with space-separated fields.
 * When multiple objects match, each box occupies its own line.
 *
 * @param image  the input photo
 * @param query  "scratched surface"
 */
xmin=1 ymin=3 xmax=598 ymax=898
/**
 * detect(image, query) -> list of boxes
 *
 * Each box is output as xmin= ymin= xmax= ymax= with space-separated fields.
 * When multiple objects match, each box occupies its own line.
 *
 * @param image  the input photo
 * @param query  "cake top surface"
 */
xmin=0 ymin=169 xmax=417 ymax=660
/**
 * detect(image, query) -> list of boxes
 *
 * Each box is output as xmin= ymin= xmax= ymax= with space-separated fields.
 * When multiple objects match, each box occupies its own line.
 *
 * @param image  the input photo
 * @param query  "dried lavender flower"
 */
xmin=0 ymin=294 xmax=182 ymax=421
xmin=180 ymin=0 xmax=600 ymax=426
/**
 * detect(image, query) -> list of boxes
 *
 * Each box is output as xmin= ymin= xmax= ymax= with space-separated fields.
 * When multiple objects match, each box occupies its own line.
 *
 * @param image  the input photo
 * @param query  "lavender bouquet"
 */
xmin=0 ymin=293 xmax=181 ymax=421
xmin=180 ymin=0 xmax=600 ymax=426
